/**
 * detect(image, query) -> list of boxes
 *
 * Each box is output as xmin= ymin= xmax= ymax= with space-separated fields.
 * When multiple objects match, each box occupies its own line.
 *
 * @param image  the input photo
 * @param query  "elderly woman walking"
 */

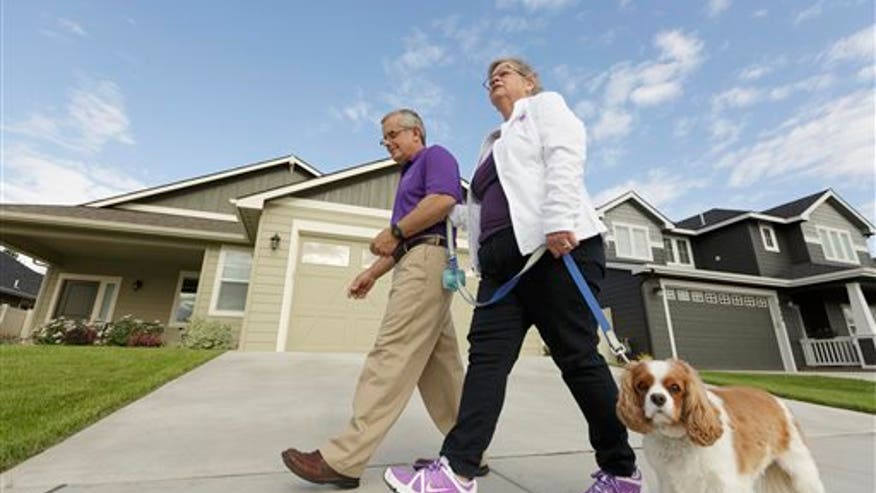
xmin=383 ymin=58 xmax=642 ymax=493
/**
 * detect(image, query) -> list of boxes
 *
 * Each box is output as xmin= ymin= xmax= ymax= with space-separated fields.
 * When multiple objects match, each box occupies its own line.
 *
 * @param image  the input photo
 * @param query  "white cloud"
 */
xmin=716 ymin=90 xmax=875 ymax=187
xmin=630 ymin=82 xmax=681 ymax=106
xmin=738 ymin=61 xmax=779 ymax=81
xmin=706 ymin=0 xmax=731 ymax=18
xmin=768 ymin=74 xmax=834 ymax=101
xmin=709 ymin=118 xmax=743 ymax=152
xmin=712 ymin=87 xmax=763 ymax=111
xmin=822 ymin=24 xmax=875 ymax=65
xmin=495 ymin=0 xmax=577 ymax=11
xmin=573 ymin=99 xmax=597 ymax=120
xmin=858 ymin=65 xmax=876 ymax=81
xmin=673 ymin=117 xmax=696 ymax=138
xmin=594 ymin=168 xmax=709 ymax=208
xmin=330 ymin=94 xmax=380 ymax=130
xmin=0 ymin=145 xmax=144 ymax=205
xmin=4 ymin=78 xmax=133 ymax=154
xmin=388 ymin=30 xmax=451 ymax=74
xmin=591 ymin=109 xmax=633 ymax=141
xmin=495 ymin=16 xmax=547 ymax=33
xmin=57 ymin=18 xmax=88 ymax=37
xmin=794 ymin=2 xmax=823 ymax=25
xmin=752 ymin=9 xmax=768 ymax=18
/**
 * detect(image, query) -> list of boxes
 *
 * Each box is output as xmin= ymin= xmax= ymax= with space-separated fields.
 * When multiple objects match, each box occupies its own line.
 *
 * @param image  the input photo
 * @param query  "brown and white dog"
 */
xmin=617 ymin=359 xmax=825 ymax=493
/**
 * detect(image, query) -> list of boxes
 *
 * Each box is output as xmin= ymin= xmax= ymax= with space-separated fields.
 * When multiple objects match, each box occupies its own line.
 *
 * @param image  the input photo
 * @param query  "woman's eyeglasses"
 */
xmin=482 ymin=68 xmax=526 ymax=90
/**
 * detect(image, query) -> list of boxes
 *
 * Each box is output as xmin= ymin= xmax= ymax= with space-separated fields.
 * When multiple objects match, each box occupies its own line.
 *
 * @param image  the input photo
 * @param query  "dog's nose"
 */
xmin=650 ymin=393 xmax=667 ymax=407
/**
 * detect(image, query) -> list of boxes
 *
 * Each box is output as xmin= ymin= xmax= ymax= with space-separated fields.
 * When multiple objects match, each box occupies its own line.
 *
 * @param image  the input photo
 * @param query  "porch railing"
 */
xmin=800 ymin=337 xmax=861 ymax=367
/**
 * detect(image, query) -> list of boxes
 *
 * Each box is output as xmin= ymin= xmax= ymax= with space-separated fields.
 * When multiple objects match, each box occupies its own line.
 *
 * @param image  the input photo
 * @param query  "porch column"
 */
xmin=846 ymin=282 xmax=876 ymax=335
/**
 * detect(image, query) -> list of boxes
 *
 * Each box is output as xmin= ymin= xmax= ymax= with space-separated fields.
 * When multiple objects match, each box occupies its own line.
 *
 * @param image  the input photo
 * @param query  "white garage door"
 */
xmin=286 ymin=234 xmax=544 ymax=355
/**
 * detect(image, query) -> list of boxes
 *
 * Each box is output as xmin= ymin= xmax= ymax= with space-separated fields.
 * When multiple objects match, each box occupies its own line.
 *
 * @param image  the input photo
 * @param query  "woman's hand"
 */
xmin=546 ymin=231 xmax=578 ymax=258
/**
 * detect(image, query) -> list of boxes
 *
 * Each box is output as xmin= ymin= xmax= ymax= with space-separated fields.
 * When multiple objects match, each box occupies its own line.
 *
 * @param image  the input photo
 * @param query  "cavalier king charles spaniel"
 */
xmin=617 ymin=359 xmax=825 ymax=493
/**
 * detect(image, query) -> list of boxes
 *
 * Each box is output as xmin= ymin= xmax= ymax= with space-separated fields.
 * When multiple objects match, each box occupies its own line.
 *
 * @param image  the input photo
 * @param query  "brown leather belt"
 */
xmin=393 ymin=234 xmax=448 ymax=262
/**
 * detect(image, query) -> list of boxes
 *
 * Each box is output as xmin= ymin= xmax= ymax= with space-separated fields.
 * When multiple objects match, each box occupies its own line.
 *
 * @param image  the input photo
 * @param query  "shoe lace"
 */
xmin=588 ymin=470 xmax=621 ymax=493
xmin=425 ymin=459 xmax=444 ymax=472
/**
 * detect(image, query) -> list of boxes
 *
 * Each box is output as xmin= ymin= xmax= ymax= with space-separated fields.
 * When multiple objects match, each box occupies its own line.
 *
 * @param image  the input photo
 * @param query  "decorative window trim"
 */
xmin=300 ymin=241 xmax=351 ymax=267
xmin=760 ymin=225 xmax=779 ymax=253
xmin=209 ymin=246 xmax=253 ymax=317
xmin=816 ymin=226 xmax=859 ymax=264
xmin=45 ymin=273 xmax=122 ymax=324
xmin=664 ymin=236 xmax=695 ymax=267
xmin=612 ymin=222 xmax=653 ymax=261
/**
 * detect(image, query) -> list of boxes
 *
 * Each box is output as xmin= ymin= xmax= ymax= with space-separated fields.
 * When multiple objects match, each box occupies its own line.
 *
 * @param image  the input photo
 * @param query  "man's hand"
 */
xmin=370 ymin=227 xmax=400 ymax=257
xmin=546 ymin=231 xmax=578 ymax=258
xmin=348 ymin=270 xmax=377 ymax=299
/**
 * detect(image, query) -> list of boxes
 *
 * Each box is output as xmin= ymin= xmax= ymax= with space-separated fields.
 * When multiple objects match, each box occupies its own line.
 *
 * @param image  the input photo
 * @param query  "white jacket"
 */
xmin=453 ymin=91 xmax=606 ymax=272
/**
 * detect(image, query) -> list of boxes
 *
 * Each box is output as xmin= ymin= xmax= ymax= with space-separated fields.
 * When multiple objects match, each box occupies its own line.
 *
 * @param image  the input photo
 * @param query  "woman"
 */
xmin=383 ymin=58 xmax=642 ymax=493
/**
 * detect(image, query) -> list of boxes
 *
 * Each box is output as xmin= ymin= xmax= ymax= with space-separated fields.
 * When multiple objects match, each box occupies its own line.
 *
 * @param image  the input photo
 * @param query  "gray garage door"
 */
xmin=666 ymin=288 xmax=783 ymax=370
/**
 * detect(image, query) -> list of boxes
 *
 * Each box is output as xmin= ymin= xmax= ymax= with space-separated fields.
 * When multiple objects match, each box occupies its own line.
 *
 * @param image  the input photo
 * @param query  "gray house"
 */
xmin=0 ymin=250 xmax=43 ymax=309
xmin=598 ymin=190 xmax=876 ymax=371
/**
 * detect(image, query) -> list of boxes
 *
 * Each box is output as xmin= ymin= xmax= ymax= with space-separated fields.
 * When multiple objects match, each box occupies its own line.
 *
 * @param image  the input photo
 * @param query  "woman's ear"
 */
xmin=616 ymin=362 xmax=652 ymax=435
xmin=678 ymin=361 xmax=723 ymax=446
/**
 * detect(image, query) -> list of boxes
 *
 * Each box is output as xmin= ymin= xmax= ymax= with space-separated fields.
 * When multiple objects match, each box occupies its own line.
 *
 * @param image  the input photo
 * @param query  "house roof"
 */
xmin=761 ymin=189 xmax=827 ymax=218
xmin=597 ymin=190 xmax=676 ymax=229
xmin=0 ymin=204 xmax=248 ymax=242
xmin=84 ymin=154 xmax=321 ymax=208
xmin=0 ymin=251 xmax=42 ymax=299
xmin=675 ymin=208 xmax=750 ymax=231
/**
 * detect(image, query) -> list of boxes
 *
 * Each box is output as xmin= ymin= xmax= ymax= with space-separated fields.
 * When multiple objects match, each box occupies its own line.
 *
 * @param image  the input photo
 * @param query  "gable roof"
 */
xmin=84 ymin=154 xmax=321 ymax=208
xmin=0 ymin=251 xmax=43 ymax=299
xmin=596 ymin=190 xmax=676 ymax=229
xmin=675 ymin=208 xmax=750 ymax=231
xmin=761 ymin=189 xmax=827 ymax=218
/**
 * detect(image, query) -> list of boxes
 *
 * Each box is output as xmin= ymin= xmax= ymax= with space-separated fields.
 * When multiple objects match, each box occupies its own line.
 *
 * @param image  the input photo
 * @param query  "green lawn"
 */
xmin=700 ymin=371 xmax=876 ymax=414
xmin=0 ymin=345 xmax=224 ymax=472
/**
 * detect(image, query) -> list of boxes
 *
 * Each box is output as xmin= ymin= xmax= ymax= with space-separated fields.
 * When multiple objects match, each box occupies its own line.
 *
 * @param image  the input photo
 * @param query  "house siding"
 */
xmin=602 ymin=202 xmax=665 ymax=264
xmin=641 ymin=278 xmax=674 ymax=358
xmin=802 ymin=200 xmax=874 ymax=268
xmin=134 ymin=166 xmax=310 ymax=215
xmin=750 ymin=223 xmax=795 ymax=277
xmin=602 ymin=268 xmax=651 ymax=356
xmin=191 ymin=245 xmax=246 ymax=344
xmin=296 ymin=167 xmax=400 ymax=210
xmin=692 ymin=221 xmax=759 ymax=275
xmin=779 ymin=295 xmax=807 ymax=370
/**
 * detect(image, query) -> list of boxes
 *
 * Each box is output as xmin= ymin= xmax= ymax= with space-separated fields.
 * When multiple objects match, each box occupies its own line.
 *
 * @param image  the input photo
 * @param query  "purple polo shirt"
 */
xmin=470 ymin=152 xmax=512 ymax=243
xmin=391 ymin=145 xmax=463 ymax=238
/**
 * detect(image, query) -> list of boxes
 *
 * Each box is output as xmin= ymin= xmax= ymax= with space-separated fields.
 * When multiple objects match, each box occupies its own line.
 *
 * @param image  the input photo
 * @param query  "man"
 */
xmin=281 ymin=109 xmax=466 ymax=489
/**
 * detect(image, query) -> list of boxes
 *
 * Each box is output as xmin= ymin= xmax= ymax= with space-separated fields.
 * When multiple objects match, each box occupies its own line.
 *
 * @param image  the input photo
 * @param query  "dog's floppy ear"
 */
xmin=616 ymin=361 xmax=652 ymax=434
xmin=677 ymin=360 xmax=723 ymax=446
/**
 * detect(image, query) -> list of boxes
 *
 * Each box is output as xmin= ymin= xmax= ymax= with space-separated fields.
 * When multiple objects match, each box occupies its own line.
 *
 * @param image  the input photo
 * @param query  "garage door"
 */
xmin=666 ymin=287 xmax=783 ymax=370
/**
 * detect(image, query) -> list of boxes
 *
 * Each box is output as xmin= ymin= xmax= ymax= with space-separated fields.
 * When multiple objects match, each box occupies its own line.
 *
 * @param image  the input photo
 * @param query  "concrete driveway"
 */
xmin=2 ymin=352 xmax=874 ymax=493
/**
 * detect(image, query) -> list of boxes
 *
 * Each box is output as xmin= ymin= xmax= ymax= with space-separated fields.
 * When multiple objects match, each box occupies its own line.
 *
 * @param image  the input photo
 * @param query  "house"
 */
xmin=1 ymin=152 xmax=873 ymax=370
xmin=598 ymin=190 xmax=876 ymax=371
xmin=0 ymin=154 xmax=542 ymax=355
xmin=0 ymin=250 xmax=43 ymax=309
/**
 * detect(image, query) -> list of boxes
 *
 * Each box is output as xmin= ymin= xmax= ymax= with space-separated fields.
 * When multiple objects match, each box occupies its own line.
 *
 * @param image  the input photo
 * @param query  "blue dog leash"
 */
xmin=443 ymin=219 xmax=630 ymax=363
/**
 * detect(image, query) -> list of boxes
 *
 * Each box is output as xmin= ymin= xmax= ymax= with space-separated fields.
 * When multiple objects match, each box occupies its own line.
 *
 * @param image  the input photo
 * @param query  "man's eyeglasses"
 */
xmin=482 ymin=67 xmax=526 ymax=90
xmin=380 ymin=127 xmax=413 ymax=146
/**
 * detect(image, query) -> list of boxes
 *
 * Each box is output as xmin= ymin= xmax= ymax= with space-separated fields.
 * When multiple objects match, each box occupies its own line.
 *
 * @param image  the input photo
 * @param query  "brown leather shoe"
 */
xmin=281 ymin=448 xmax=360 ymax=489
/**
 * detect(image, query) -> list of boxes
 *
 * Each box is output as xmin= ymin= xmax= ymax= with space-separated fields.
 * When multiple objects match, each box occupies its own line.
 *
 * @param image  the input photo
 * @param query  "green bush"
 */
xmin=33 ymin=318 xmax=98 ymax=345
xmin=180 ymin=319 xmax=234 ymax=349
xmin=101 ymin=315 xmax=164 ymax=347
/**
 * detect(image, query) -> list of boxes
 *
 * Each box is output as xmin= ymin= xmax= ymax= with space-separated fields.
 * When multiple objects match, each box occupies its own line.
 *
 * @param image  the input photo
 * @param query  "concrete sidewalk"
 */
xmin=2 ymin=352 xmax=874 ymax=493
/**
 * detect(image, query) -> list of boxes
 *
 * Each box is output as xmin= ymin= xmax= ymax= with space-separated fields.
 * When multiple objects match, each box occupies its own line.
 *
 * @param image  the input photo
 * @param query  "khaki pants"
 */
xmin=321 ymin=244 xmax=464 ymax=477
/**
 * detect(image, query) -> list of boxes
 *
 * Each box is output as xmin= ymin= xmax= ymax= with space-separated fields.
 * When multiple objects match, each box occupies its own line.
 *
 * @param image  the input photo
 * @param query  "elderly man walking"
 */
xmin=281 ymin=109 xmax=467 ymax=489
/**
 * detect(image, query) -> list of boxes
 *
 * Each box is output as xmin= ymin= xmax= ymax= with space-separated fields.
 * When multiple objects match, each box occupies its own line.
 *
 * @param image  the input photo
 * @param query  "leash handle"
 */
xmin=561 ymin=254 xmax=630 ymax=364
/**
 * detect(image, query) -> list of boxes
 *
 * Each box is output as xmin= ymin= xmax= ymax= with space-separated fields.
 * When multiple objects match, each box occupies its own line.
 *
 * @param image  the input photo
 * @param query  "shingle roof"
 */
xmin=0 ymin=251 xmax=43 ymax=299
xmin=675 ymin=208 xmax=750 ymax=231
xmin=761 ymin=190 xmax=828 ymax=218
xmin=0 ymin=204 xmax=246 ymax=236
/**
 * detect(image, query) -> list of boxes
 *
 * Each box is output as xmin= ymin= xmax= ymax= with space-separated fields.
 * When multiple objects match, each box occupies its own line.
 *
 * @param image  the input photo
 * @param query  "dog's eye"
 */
xmin=668 ymin=384 xmax=682 ymax=394
xmin=635 ymin=381 xmax=649 ymax=393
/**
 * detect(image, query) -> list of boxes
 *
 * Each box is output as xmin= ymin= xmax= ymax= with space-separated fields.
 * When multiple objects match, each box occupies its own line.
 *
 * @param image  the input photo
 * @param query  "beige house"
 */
xmin=0 ymin=155 xmax=544 ymax=354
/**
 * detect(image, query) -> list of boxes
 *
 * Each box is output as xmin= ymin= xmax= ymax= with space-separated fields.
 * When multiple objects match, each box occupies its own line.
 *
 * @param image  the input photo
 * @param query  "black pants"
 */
xmin=441 ymin=228 xmax=636 ymax=478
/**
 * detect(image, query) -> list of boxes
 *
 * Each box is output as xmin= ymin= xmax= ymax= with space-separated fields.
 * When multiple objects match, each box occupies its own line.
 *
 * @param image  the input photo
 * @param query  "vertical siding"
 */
xmin=641 ymin=279 xmax=674 ymax=358
xmin=602 ymin=202 xmax=664 ymax=264
xmin=802 ymin=200 xmax=875 ymax=267
xmin=191 ymin=245 xmax=245 ymax=344
xmin=135 ymin=166 xmax=309 ymax=215
xmin=297 ymin=168 xmax=400 ymax=210
xmin=693 ymin=222 xmax=759 ymax=274
xmin=601 ymin=268 xmax=651 ymax=355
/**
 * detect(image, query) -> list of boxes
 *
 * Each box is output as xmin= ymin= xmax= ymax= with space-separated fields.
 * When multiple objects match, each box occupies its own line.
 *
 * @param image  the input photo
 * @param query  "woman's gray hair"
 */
xmin=381 ymin=108 xmax=427 ymax=145
xmin=487 ymin=57 xmax=543 ymax=94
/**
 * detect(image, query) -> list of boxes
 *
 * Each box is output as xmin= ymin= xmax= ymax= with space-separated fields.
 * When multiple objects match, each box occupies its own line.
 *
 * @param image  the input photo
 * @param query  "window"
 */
xmin=663 ymin=236 xmax=694 ymax=266
xmin=613 ymin=223 xmax=652 ymax=261
xmin=816 ymin=226 xmax=859 ymax=264
xmin=842 ymin=305 xmax=857 ymax=334
xmin=50 ymin=275 xmax=120 ymax=324
xmin=760 ymin=225 xmax=779 ymax=252
xmin=212 ymin=248 xmax=252 ymax=315
xmin=301 ymin=241 xmax=350 ymax=267
xmin=170 ymin=272 xmax=199 ymax=327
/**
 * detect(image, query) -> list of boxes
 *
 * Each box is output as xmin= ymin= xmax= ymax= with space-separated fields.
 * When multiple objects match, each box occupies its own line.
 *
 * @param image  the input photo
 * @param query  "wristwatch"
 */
xmin=390 ymin=223 xmax=405 ymax=240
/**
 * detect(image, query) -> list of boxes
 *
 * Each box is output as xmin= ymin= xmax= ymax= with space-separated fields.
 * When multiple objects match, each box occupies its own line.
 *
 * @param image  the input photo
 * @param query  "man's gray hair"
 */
xmin=381 ymin=108 xmax=427 ymax=145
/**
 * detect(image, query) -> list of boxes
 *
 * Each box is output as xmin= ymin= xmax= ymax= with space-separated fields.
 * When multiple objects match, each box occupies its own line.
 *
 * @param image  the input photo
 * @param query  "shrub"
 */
xmin=101 ymin=315 xmax=165 ymax=347
xmin=33 ymin=317 xmax=98 ymax=345
xmin=180 ymin=318 xmax=234 ymax=349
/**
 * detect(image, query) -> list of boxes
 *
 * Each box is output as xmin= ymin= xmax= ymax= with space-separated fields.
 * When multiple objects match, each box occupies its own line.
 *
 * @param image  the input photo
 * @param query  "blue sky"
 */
xmin=2 ymin=1 xmax=874 ymax=245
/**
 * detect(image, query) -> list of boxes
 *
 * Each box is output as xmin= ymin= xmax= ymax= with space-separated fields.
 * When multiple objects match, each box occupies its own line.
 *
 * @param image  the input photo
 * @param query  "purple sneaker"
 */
xmin=384 ymin=457 xmax=477 ymax=493
xmin=582 ymin=469 xmax=643 ymax=493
